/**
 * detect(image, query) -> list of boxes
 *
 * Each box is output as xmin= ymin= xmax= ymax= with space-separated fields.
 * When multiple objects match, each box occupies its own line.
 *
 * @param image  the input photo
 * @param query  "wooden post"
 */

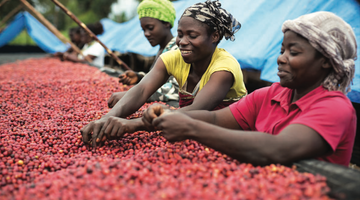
xmin=50 ymin=0 xmax=131 ymax=70
xmin=0 ymin=4 xmax=23 ymax=28
xmin=0 ymin=0 xmax=9 ymax=8
xmin=19 ymin=0 xmax=90 ymax=62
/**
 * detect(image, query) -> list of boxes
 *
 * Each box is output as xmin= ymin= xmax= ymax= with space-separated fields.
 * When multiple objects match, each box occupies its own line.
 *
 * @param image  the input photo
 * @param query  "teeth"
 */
xmin=181 ymin=51 xmax=192 ymax=54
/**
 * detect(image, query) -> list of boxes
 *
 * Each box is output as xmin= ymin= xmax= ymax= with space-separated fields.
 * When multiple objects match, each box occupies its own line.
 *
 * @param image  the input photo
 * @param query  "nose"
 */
xmin=277 ymin=53 xmax=287 ymax=66
xmin=178 ymin=36 xmax=189 ymax=47
xmin=144 ymin=30 xmax=150 ymax=37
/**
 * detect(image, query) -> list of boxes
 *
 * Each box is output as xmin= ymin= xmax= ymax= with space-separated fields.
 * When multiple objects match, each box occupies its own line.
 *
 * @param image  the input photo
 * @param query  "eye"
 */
xmin=290 ymin=51 xmax=298 ymax=56
xmin=189 ymin=34 xmax=198 ymax=39
xmin=280 ymin=48 xmax=284 ymax=55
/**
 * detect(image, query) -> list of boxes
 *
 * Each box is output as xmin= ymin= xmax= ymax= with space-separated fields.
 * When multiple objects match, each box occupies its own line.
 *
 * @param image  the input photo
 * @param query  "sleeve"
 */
xmin=291 ymin=97 xmax=355 ymax=152
xmin=82 ymin=42 xmax=104 ymax=57
xmin=229 ymin=87 xmax=269 ymax=130
xmin=160 ymin=49 xmax=180 ymax=76
xmin=209 ymin=54 xmax=240 ymax=80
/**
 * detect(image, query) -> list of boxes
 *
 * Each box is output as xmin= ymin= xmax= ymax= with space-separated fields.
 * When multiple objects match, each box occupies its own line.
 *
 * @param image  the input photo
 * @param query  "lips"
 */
xmin=180 ymin=49 xmax=192 ymax=56
xmin=277 ymin=68 xmax=288 ymax=78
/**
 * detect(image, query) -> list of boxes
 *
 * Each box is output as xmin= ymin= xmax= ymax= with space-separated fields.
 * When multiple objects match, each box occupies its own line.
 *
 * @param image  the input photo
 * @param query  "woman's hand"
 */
xmin=101 ymin=117 xmax=141 ymax=140
xmin=142 ymin=103 xmax=171 ymax=129
xmin=152 ymin=112 xmax=195 ymax=142
xmin=81 ymin=116 xmax=143 ymax=148
xmin=107 ymin=91 xmax=126 ymax=108
xmin=80 ymin=116 xmax=109 ymax=148
xmin=119 ymin=70 xmax=139 ymax=85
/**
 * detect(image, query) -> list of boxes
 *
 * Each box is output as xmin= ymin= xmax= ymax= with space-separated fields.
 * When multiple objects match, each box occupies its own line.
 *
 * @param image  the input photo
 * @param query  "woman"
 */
xmin=53 ymin=26 xmax=83 ymax=59
xmin=142 ymin=11 xmax=357 ymax=167
xmin=63 ymin=22 xmax=105 ymax=68
xmin=108 ymin=0 xmax=179 ymax=107
xmin=81 ymin=0 xmax=247 ymax=147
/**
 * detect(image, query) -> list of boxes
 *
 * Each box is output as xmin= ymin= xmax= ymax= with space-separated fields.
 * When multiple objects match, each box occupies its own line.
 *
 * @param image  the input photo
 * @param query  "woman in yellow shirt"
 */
xmin=81 ymin=0 xmax=247 ymax=146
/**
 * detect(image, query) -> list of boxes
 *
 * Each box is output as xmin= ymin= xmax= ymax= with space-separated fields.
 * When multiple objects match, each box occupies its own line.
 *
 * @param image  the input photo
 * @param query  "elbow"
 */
xmin=263 ymin=147 xmax=297 ymax=166
xmin=243 ymin=146 xmax=295 ymax=166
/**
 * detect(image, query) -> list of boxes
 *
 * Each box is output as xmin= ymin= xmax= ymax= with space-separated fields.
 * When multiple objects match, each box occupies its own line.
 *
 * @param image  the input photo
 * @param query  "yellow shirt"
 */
xmin=160 ymin=47 xmax=247 ymax=101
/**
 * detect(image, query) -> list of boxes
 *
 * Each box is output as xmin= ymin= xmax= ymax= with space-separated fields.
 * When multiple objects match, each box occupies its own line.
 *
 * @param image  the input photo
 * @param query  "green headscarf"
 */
xmin=137 ymin=0 xmax=176 ymax=27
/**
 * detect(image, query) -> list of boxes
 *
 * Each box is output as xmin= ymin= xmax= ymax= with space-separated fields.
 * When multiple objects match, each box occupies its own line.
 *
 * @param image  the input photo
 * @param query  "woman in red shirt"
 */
xmin=142 ymin=11 xmax=357 ymax=166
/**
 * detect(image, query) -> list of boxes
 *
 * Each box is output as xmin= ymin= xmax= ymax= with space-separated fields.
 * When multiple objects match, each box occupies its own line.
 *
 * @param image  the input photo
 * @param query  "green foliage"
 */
xmin=8 ymin=30 xmax=36 ymax=45
xmin=112 ymin=12 xmax=129 ymax=23
xmin=0 ymin=0 xmax=35 ymax=21
xmin=9 ymin=30 xmax=69 ymax=46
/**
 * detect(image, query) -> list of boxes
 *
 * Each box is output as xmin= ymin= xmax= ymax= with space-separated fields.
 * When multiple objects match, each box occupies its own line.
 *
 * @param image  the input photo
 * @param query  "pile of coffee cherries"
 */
xmin=0 ymin=58 xmax=331 ymax=199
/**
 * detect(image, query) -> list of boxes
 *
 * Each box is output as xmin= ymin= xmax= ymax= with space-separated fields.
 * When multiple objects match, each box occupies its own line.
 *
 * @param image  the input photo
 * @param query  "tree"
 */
xmin=0 ymin=0 xmax=35 ymax=24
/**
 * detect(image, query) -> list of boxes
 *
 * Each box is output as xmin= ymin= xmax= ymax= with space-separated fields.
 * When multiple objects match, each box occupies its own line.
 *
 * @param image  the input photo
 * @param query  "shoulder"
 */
xmin=309 ymin=89 xmax=355 ymax=114
xmin=213 ymin=48 xmax=239 ymax=64
xmin=160 ymin=49 xmax=181 ymax=61
xmin=208 ymin=48 xmax=240 ymax=74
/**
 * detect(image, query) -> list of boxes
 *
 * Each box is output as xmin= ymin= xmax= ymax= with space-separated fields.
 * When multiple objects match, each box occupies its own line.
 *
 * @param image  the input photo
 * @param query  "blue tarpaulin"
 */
xmin=0 ymin=0 xmax=359 ymax=102
xmin=0 ymin=12 xmax=68 ymax=53
xmin=98 ymin=0 xmax=360 ymax=103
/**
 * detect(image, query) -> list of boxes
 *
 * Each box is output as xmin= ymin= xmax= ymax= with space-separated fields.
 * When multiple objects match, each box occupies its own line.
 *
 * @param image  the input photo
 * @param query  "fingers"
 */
xmin=107 ymin=95 xmax=114 ymax=108
xmin=96 ymin=118 xmax=110 ymax=145
xmin=91 ymin=123 xmax=102 ymax=149
xmin=81 ymin=122 xmax=93 ymax=144
xmin=152 ymin=116 xmax=164 ymax=128
xmin=104 ymin=118 xmax=115 ymax=137
xmin=118 ymin=74 xmax=127 ymax=84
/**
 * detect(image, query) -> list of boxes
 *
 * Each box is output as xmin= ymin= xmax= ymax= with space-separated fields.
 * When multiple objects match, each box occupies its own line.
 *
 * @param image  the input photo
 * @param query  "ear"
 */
xmin=212 ymin=30 xmax=220 ymax=44
xmin=321 ymin=58 xmax=331 ymax=69
xmin=164 ymin=22 xmax=171 ymax=29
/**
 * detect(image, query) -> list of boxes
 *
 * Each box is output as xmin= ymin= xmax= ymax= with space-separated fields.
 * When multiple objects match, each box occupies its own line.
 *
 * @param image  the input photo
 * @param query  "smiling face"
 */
xmin=277 ymin=31 xmax=330 ymax=91
xmin=140 ymin=17 xmax=170 ymax=47
xmin=176 ymin=16 xmax=219 ymax=65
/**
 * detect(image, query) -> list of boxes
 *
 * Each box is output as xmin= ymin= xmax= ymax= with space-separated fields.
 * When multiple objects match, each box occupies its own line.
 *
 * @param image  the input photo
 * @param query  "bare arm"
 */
xmin=179 ymin=71 xmax=234 ymax=112
xmin=81 ymin=58 xmax=169 ymax=147
xmin=153 ymin=109 xmax=331 ymax=166
xmin=63 ymin=53 xmax=95 ymax=63
xmin=104 ymin=58 xmax=169 ymax=118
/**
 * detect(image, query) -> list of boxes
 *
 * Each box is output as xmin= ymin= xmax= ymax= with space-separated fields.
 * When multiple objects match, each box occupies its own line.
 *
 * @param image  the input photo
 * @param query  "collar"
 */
xmin=271 ymin=84 xmax=326 ymax=112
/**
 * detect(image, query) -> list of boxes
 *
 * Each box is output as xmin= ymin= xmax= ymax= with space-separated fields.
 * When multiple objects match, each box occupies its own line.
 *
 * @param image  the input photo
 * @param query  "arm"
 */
xmin=63 ymin=53 xmax=95 ymax=63
xmin=105 ymin=58 xmax=169 ymax=118
xmin=153 ymin=109 xmax=331 ymax=166
xmin=142 ymin=70 xmax=234 ymax=126
xmin=179 ymin=71 xmax=234 ymax=112
xmin=81 ymin=58 xmax=169 ymax=147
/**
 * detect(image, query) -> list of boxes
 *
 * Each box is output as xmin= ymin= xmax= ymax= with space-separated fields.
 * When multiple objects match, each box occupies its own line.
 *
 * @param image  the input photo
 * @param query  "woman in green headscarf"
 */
xmin=82 ymin=0 xmax=247 ymax=148
xmin=108 ymin=0 xmax=179 ymax=108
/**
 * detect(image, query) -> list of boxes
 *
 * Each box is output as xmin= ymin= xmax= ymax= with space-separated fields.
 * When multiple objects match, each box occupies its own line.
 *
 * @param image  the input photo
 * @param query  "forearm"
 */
xmin=64 ymin=53 xmax=85 ymax=63
xmin=180 ymin=110 xmax=216 ymax=124
xmin=105 ymin=84 xmax=150 ymax=118
xmin=189 ymin=120 xmax=289 ymax=166
xmin=131 ymin=118 xmax=148 ymax=132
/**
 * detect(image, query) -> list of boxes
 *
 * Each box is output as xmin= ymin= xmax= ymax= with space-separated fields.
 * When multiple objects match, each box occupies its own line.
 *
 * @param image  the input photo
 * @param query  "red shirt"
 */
xmin=229 ymin=82 xmax=356 ymax=166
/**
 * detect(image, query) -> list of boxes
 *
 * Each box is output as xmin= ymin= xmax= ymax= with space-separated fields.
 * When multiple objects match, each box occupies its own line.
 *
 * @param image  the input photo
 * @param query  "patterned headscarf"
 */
xmin=137 ymin=0 xmax=176 ymax=27
xmin=282 ymin=11 xmax=357 ymax=94
xmin=181 ymin=0 xmax=241 ymax=41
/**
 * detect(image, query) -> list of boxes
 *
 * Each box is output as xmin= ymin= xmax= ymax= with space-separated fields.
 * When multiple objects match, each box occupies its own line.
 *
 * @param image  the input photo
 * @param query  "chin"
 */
xmin=279 ymin=80 xmax=290 ymax=88
xmin=181 ymin=57 xmax=192 ymax=64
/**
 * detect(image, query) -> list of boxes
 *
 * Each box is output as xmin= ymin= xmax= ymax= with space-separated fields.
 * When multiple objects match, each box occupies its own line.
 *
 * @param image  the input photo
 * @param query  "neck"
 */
xmin=291 ymin=79 xmax=324 ymax=103
xmin=159 ymin=32 xmax=173 ymax=50
xmin=192 ymin=49 xmax=215 ymax=76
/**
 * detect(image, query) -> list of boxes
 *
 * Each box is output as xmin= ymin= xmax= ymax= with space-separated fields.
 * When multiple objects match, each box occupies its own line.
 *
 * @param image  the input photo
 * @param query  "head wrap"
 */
xmin=181 ymin=0 xmax=241 ymax=41
xmin=282 ymin=11 xmax=357 ymax=94
xmin=137 ymin=0 xmax=176 ymax=27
